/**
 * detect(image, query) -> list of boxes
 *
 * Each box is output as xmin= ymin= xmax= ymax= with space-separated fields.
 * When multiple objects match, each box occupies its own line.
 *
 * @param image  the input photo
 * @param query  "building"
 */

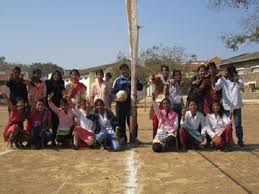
xmin=219 ymin=52 xmax=259 ymax=99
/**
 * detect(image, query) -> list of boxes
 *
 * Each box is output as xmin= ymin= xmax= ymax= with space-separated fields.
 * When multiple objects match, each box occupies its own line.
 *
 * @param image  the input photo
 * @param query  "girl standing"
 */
xmin=45 ymin=70 xmax=65 ymax=146
xmin=28 ymin=69 xmax=47 ymax=110
xmin=213 ymin=66 xmax=244 ymax=147
xmin=91 ymin=70 xmax=109 ymax=107
xmin=65 ymin=69 xmax=86 ymax=107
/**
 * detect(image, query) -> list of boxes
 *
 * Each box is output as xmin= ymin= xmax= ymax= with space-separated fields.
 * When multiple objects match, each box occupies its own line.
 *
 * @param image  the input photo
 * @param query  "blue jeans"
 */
xmin=96 ymin=130 xmax=121 ymax=151
xmin=226 ymin=109 xmax=243 ymax=143
xmin=31 ymin=126 xmax=52 ymax=146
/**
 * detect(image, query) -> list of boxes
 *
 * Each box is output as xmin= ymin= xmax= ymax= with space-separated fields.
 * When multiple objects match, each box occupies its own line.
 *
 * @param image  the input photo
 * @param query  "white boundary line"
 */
xmin=126 ymin=150 xmax=137 ymax=194
xmin=0 ymin=149 xmax=14 ymax=156
xmin=54 ymin=175 xmax=70 ymax=194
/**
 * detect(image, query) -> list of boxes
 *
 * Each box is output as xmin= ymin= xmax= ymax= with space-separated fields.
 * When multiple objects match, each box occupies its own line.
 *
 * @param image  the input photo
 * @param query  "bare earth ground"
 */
xmin=0 ymin=105 xmax=258 ymax=194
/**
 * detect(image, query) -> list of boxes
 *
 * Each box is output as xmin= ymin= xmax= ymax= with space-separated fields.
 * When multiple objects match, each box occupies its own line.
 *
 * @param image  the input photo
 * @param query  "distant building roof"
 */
xmin=0 ymin=70 xmax=12 ymax=81
xmin=220 ymin=52 xmax=259 ymax=67
xmin=209 ymin=56 xmax=223 ymax=65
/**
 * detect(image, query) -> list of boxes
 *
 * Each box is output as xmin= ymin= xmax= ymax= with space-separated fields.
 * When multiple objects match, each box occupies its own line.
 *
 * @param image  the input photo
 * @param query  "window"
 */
xmin=251 ymin=65 xmax=259 ymax=73
xmin=236 ymin=67 xmax=245 ymax=75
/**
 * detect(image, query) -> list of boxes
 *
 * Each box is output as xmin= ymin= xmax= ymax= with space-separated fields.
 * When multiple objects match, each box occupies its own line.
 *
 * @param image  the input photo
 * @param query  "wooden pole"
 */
xmin=126 ymin=0 xmax=138 ymax=143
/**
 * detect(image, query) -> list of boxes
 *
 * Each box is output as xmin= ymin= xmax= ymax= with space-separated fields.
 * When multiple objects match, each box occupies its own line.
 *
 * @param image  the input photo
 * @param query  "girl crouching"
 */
xmin=94 ymin=99 xmax=121 ymax=151
xmin=30 ymin=99 xmax=52 ymax=149
xmin=204 ymin=101 xmax=233 ymax=150
xmin=1 ymin=92 xmax=30 ymax=148
xmin=48 ymin=92 xmax=74 ymax=147
xmin=152 ymin=94 xmax=178 ymax=152
xmin=72 ymin=99 xmax=95 ymax=149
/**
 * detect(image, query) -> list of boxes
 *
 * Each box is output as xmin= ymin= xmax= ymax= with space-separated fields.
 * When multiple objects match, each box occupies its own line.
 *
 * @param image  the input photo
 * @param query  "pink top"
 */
xmin=153 ymin=101 xmax=178 ymax=133
xmin=48 ymin=101 xmax=74 ymax=130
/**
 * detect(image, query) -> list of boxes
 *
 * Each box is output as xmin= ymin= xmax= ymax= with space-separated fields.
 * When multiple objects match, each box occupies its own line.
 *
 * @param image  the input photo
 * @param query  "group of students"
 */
xmin=1 ymin=61 xmax=244 ymax=152
xmin=1 ymin=63 xmax=142 ymax=151
xmin=150 ymin=62 xmax=244 ymax=152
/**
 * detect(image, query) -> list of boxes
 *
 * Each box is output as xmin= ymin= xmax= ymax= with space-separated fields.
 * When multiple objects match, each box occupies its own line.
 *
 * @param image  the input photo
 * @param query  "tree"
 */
xmin=0 ymin=56 xmax=64 ymax=78
xmin=30 ymin=62 xmax=64 ymax=78
xmin=209 ymin=0 xmax=259 ymax=50
xmin=139 ymin=44 xmax=186 ymax=73
xmin=114 ymin=44 xmax=187 ymax=84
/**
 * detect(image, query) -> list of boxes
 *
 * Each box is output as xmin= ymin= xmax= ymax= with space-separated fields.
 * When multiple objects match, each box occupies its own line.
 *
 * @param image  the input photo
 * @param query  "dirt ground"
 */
xmin=0 ymin=105 xmax=258 ymax=194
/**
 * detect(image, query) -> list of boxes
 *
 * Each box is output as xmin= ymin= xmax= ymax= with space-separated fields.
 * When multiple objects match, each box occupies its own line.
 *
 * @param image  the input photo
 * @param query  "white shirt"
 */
xmin=205 ymin=113 xmax=231 ymax=138
xmin=180 ymin=110 xmax=205 ymax=134
xmin=214 ymin=76 xmax=243 ymax=110
xmin=168 ymin=83 xmax=182 ymax=104
xmin=72 ymin=108 xmax=95 ymax=133
xmin=98 ymin=111 xmax=114 ymax=134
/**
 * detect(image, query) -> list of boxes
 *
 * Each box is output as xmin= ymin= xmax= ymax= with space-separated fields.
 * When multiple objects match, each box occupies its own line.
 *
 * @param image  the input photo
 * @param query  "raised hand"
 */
xmin=0 ymin=90 xmax=8 ymax=99
xmin=47 ymin=92 xmax=54 ymax=101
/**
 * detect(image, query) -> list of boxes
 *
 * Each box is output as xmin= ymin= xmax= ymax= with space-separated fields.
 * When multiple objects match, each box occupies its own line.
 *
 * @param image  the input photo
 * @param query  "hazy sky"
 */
xmin=0 ymin=0 xmax=258 ymax=69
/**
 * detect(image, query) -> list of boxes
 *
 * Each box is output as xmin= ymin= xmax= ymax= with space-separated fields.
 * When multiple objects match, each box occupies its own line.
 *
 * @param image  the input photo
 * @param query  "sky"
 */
xmin=0 ymin=0 xmax=258 ymax=69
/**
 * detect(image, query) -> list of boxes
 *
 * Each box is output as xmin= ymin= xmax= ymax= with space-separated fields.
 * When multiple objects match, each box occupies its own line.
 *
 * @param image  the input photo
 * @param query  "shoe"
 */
xmin=181 ymin=145 xmax=187 ymax=152
xmin=238 ymin=141 xmax=244 ymax=147
xmin=72 ymin=143 xmax=79 ymax=150
xmin=90 ymin=141 xmax=101 ymax=149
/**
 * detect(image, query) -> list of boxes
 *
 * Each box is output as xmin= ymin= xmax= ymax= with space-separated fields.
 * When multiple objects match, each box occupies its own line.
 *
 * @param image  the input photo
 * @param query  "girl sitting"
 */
xmin=1 ymin=91 xmax=30 ymax=148
xmin=72 ymin=99 xmax=95 ymax=149
xmin=30 ymin=99 xmax=52 ymax=149
xmin=94 ymin=99 xmax=121 ymax=151
xmin=204 ymin=101 xmax=233 ymax=150
xmin=48 ymin=92 xmax=75 ymax=147
xmin=179 ymin=100 xmax=206 ymax=151
xmin=152 ymin=94 xmax=178 ymax=152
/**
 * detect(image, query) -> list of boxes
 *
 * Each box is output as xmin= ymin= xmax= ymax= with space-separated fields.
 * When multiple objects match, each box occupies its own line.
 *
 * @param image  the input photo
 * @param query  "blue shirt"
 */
xmin=112 ymin=75 xmax=143 ymax=101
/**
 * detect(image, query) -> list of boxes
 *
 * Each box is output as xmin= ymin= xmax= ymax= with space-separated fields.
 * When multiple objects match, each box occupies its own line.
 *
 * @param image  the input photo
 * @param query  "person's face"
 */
xmin=212 ymin=103 xmax=220 ymax=114
xmin=162 ymin=99 xmax=171 ymax=112
xmin=13 ymin=69 xmax=21 ymax=79
xmin=189 ymin=101 xmax=197 ymax=113
xmin=61 ymin=104 xmax=68 ymax=112
xmin=80 ymin=101 xmax=90 ymax=111
xmin=36 ymin=101 xmax=44 ymax=112
xmin=95 ymin=101 xmax=105 ymax=113
xmin=96 ymin=72 xmax=104 ymax=81
xmin=105 ymin=75 xmax=111 ymax=81
xmin=16 ymin=100 xmax=25 ymax=111
xmin=198 ymin=67 xmax=206 ymax=79
xmin=174 ymin=72 xmax=181 ymax=81
xmin=70 ymin=71 xmax=79 ymax=82
xmin=34 ymin=71 xmax=42 ymax=80
xmin=224 ymin=69 xmax=229 ymax=77
xmin=208 ymin=66 xmax=217 ymax=76
xmin=52 ymin=72 xmax=61 ymax=81
xmin=161 ymin=67 xmax=169 ymax=78
xmin=121 ymin=67 xmax=129 ymax=78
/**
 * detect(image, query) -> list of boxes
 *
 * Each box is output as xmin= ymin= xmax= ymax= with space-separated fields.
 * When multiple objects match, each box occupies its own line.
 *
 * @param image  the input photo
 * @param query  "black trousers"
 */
xmin=51 ymin=112 xmax=59 ymax=142
xmin=116 ymin=101 xmax=138 ymax=142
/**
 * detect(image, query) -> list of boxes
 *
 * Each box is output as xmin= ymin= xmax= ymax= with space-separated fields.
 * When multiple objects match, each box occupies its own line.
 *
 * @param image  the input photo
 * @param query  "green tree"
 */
xmin=210 ymin=0 xmax=259 ymax=50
